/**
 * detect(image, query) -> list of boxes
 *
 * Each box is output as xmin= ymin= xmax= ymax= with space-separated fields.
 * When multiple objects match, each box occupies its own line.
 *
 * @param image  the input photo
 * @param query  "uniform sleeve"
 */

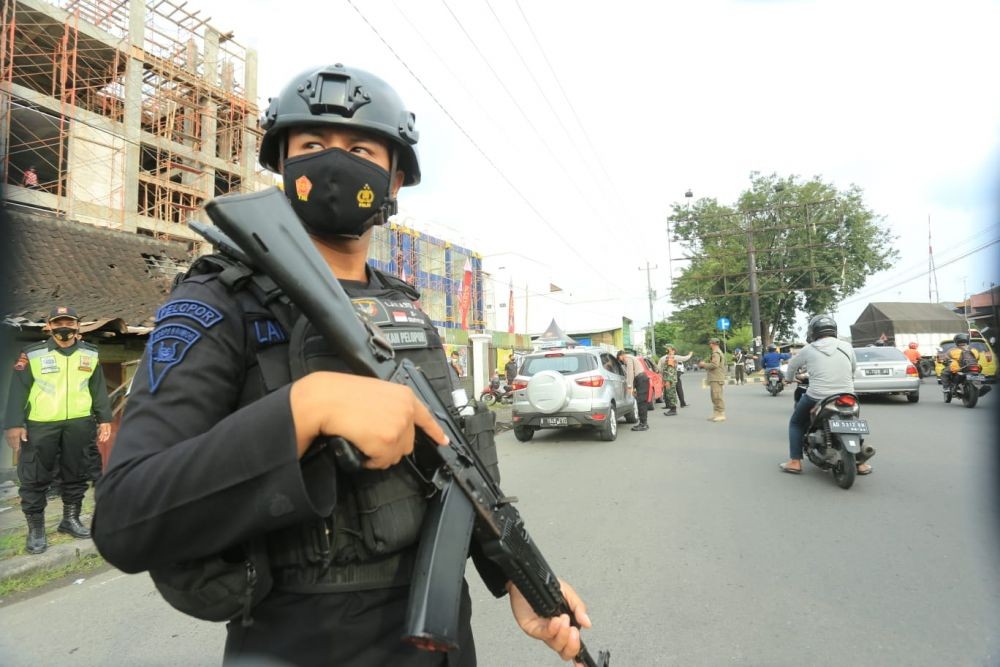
xmin=88 ymin=359 xmax=113 ymax=423
xmin=4 ymin=351 xmax=33 ymax=429
xmin=92 ymin=279 xmax=337 ymax=574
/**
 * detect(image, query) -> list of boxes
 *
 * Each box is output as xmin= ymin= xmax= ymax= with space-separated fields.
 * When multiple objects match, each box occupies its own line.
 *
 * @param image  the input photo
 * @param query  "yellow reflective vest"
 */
xmin=25 ymin=345 xmax=100 ymax=422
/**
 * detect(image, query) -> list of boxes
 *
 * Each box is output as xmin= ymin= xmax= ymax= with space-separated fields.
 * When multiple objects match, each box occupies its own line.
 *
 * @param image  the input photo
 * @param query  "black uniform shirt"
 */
xmin=93 ymin=274 xmax=338 ymax=573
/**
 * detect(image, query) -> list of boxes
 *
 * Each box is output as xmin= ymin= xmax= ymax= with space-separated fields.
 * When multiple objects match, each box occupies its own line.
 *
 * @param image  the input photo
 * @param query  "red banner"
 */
xmin=507 ymin=279 xmax=515 ymax=333
xmin=458 ymin=258 xmax=473 ymax=330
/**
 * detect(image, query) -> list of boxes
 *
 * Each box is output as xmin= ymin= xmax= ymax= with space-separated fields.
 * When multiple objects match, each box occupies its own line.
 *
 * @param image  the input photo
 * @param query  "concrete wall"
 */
xmin=67 ymin=120 xmax=126 ymax=214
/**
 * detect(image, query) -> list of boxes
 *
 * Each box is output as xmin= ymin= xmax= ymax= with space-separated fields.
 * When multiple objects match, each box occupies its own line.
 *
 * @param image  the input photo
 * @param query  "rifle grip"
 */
xmin=329 ymin=436 xmax=367 ymax=472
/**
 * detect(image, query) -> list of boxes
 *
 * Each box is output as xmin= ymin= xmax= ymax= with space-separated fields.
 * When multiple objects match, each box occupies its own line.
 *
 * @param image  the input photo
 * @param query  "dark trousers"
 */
xmin=734 ymin=364 xmax=745 ymax=384
xmin=788 ymin=394 xmax=819 ymax=460
xmin=676 ymin=375 xmax=687 ymax=406
xmin=633 ymin=374 xmax=650 ymax=424
xmin=225 ymin=582 xmax=475 ymax=667
xmin=19 ymin=417 xmax=95 ymax=513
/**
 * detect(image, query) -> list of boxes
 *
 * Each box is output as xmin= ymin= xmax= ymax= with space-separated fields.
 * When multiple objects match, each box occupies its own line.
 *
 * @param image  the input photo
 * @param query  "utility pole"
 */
xmin=639 ymin=262 xmax=658 ymax=356
xmin=746 ymin=214 xmax=762 ymax=353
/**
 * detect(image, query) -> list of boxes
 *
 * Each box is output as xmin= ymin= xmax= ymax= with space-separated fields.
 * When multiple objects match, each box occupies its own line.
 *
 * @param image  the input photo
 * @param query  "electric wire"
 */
xmin=344 ymin=0 xmax=626 ymax=293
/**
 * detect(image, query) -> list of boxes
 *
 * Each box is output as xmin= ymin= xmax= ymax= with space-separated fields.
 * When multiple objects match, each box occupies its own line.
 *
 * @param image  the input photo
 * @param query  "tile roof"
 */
xmin=3 ymin=207 xmax=193 ymax=327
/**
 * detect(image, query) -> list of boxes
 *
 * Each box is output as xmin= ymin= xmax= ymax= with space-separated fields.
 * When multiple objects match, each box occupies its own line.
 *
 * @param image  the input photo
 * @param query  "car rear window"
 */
xmin=521 ymin=353 xmax=596 ymax=375
xmin=854 ymin=348 xmax=906 ymax=362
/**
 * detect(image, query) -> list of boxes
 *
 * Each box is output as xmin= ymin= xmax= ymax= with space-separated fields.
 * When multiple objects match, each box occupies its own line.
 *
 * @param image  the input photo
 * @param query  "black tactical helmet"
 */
xmin=259 ymin=64 xmax=420 ymax=185
xmin=954 ymin=332 xmax=970 ymax=345
xmin=807 ymin=315 xmax=838 ymax=341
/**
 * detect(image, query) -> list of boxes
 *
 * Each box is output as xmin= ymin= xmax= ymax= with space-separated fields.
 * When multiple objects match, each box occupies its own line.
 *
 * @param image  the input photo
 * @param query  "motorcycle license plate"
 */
xmin=865 ymin=368 xmax=891 ymax=376
xmin=541 ymin=417 xmax=568 ymax=427
xmin=828 ymin=419 xmax=869 ymax=434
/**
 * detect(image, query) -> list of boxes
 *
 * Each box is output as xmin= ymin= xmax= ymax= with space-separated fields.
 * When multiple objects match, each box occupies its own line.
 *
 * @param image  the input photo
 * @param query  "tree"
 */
xmin=667 ymin=173 xmax=896 ymax=346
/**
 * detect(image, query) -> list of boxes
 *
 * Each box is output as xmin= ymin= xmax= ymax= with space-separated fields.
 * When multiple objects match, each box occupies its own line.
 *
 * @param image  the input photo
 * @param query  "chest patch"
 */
xmin=78 ymin=355 xmax=94 ymax=373
xmin=39 ymin=355 xmax=60 ymax=374
xmin=155 ymin=299 xmax=224 ymax=329
xmin=351 ymin=297 xmax=425 ymax=326
xmin=382 ymin=327 xmax=429 ymax=350
xmin=147 ymin=323 xmax=202 ymax=394
xmin=252 ymin=319 xmax=288 ymax=347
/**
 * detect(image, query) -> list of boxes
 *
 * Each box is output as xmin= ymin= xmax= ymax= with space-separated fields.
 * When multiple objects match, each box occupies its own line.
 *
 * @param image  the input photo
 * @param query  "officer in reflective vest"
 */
xmin=93 ymin=64 xmax=591 ymax=666
xmin=4 ymin=306 xmax=112 ymax=554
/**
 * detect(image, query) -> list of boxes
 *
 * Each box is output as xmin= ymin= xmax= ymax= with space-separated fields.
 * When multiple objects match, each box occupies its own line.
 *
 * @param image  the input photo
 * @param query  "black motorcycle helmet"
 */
xmin=259 ymin=64 xmax=420 ymax=185
xmin=954 ymin=332 xmax=970 ymax=346
xmin=807 ymin=315 xmax=838 ymax=341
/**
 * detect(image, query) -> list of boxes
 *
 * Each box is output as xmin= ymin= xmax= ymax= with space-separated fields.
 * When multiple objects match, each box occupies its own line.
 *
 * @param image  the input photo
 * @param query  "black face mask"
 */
xmin=282 ymin=148 xmax=394 ymax=240
xmin=52 ymin=327 xmax=77 ymax=342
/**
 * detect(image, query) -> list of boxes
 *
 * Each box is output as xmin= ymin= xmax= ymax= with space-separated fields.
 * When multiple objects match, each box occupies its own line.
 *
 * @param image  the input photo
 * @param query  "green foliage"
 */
xmin=667 ymin=173 xmax=897 ymax=345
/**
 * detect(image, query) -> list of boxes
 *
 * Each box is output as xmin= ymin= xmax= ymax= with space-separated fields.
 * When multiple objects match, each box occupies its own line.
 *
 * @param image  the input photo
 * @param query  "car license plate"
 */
xmin=828 ymin=419 xmax=869 ymax=434
xmin=541 ymin=417 xmax=568 ymax=427
xmin=864 ymin=368 xmax=891 ymax=376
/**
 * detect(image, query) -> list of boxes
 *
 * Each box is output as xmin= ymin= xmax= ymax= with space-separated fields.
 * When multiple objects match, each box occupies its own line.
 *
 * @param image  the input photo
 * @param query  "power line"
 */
xmin=344 ymin=0 xmax=625 ymax=292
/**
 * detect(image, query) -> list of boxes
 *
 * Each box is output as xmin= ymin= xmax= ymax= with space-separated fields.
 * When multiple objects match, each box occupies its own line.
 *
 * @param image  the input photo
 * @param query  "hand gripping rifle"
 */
xmin=199 ymin=188 xmax=610 ymax=667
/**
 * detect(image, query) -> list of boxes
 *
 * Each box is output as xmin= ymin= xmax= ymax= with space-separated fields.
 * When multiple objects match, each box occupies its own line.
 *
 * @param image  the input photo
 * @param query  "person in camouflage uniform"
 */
xmin=658 ymin=344 xmax=680 ymax=416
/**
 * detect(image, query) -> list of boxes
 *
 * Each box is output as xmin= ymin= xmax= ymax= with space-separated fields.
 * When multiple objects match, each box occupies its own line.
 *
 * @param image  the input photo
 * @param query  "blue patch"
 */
xmin=252 ymin=319 xmax=288 ymax=347
xmin=155 ymin=299 xmax=223 ymax=328
xmin=147 ymin=323 xmax=201 ymax=394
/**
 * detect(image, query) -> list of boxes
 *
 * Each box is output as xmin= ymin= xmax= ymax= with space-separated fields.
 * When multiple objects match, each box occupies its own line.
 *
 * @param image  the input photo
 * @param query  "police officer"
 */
xmin=699 ymin=337 xmax=727 ymax=422
xmin=4 ymin=306 xmax=112 ymax=554
xmin=93 ymin=64 xmax=590 ymax=666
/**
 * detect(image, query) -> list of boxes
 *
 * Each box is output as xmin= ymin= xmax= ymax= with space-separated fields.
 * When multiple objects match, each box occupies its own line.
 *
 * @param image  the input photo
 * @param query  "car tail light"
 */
xmin=968 ymin=365 xmax=982 ymax=373
xmin=575 ymin=375 xmax=605 ymax=388
xmin=544 ymin=353 xmax=564 ymax=358
xmin=512 ymin=414 xmax=521 ymax=422
xmin=512 ymin=380 xmax=527 ymax=391
xmin=835 ymin=395 xmax=857 ymax=407
xmin=906 ymin=364 xmax=918 ymax=376
xmin=590 ymin=413 xmax=607 ymax=421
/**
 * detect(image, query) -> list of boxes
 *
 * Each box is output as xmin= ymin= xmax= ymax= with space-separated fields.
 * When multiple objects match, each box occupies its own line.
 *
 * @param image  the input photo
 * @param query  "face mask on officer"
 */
xmin=51 ymin=326 xmax=77 ymax=342
xmin=281 ymin=147 xmax=392 ymax=240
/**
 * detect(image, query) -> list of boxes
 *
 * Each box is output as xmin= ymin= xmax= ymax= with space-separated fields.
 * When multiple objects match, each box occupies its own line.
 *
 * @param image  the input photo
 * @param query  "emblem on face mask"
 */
xmin=357 ymin=184 xmax=374 ymax=208
xmin=295 ymin=175 xmax=313 ymax=202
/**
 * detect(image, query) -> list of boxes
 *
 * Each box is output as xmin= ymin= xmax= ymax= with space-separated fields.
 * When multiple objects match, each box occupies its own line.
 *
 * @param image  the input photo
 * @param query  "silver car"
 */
xmin=510 ymin=347 xmax=638 ymax=442
xmin=853 ymin=347 xmax=921 ymax=402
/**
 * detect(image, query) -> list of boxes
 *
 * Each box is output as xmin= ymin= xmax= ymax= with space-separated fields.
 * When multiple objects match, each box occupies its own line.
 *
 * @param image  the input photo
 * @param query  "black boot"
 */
xmin=25 ymin=513 xmax=47 ymax=554
xmin=58 ymin=503 xmax=91 ymax=539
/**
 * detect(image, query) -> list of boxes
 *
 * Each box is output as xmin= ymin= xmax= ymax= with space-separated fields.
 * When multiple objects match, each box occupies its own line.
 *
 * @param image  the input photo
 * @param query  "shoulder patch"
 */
xmin=13 ymin=352 xmax=28 ymax=371
xmin=250 ymin=318 xmax=288 ymax=348
xmin=147 ymin=323 xmax=202 ymax=394
xmin=156 ymin=299 xmax=224 ymax=329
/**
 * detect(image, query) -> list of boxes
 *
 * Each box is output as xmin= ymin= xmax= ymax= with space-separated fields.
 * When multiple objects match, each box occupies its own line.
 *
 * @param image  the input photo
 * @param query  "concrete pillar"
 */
xmin=121 ymin=0 xmax=147 ymax=232
xmin=470 ymin=333 xmax=492 ymax=405
xmin=199 ymin=28 xmax=220 ymax=201
xmin=241 ymin=48 xmax=259 ymax=190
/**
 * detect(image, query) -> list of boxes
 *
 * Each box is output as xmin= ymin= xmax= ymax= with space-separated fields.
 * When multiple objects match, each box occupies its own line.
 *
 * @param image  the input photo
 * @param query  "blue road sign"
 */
xmin=716 ymin=317 xmax=731 ymax=331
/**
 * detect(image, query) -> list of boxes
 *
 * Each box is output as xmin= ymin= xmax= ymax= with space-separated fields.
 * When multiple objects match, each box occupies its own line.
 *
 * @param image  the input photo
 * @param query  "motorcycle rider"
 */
xmin=779 ymin=315 xmax=872 ymax=476
xmin=759 ymin=344 xmax=791 ymax=374
xmin=903 ymin=341 xmax=922 ymax=374
xmin=940 ymin=333 xmax=980 ymax=391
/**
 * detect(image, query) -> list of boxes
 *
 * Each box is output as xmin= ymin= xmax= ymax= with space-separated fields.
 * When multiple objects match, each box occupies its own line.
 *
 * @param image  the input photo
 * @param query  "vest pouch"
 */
xmin=351 ymin=465 xmax=428 ymax=557
xmin=150 ymin=538 xmax=272 ymax=624
xmin=463 ymin=401 xmax=500 ymax=485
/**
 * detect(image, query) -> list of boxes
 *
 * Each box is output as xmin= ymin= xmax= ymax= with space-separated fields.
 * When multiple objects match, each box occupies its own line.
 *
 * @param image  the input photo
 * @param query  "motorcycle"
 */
xmin=802 ymin=393 xmax=876 ymax=490
xmin=765 ymin=368 xmax=784 ymax=396
xmin=941 ymin=364 xmax=992 ymax=408
xmin=480 ymin=378 xmax=514 ymax=405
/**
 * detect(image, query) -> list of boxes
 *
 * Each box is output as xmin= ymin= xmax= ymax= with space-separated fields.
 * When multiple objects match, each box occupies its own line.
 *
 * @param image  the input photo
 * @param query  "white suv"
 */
xmin=510 ymin=347 xmax=638 ymax=442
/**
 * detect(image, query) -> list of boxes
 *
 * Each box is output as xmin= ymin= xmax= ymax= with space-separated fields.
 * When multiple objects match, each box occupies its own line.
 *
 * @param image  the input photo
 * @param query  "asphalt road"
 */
xmin=1 ymin=378 xmax=997 ymax=666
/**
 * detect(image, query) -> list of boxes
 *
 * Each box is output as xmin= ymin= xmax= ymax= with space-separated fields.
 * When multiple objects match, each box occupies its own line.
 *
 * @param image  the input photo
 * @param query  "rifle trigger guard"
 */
xmin=428 ymin=468 xmax=451 ymax=491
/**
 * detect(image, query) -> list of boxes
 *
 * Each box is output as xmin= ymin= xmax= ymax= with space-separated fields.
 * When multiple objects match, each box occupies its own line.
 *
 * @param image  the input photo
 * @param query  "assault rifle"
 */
xmin=198 ymin=188 xmax=609 ymax=667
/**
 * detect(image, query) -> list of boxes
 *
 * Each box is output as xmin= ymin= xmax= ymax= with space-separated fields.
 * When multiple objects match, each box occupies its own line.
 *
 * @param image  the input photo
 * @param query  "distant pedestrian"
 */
xmin=22 ymin=165 xmax=39 ymax=189
xmin=4 ymin=306 xmax=112 ymax=555
xmin=672 ymin=347 xmax=693 ymax=407
xmin=504 ymin=353 xmax=518 ymax=384
xmin=658 ymin=346 xmax=679 ymax=416
xmin=450 ymin=350 xmax=463 ymax=379
xmin=699 ymin=337 xmax=727 ymax=422
xmin=733 ymin=348 xmax=746 ymax=384
xmin=618 ymin=349 xmax=650 ymax=431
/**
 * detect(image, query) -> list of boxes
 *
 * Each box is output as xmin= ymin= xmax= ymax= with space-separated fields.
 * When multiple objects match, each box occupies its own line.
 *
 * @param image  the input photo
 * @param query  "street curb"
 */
xmin=0 ymin=539 xmax=100 ymax=583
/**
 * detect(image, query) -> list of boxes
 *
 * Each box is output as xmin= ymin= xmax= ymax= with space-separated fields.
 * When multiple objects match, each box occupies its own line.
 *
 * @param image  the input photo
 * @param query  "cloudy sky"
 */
xmin=208 ymin=0 xmax=1000 ymax=336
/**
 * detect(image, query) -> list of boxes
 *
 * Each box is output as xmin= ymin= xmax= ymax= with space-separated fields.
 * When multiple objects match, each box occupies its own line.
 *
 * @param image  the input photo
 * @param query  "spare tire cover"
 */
xmin=526 ymin=370 xmax=570 ymax=414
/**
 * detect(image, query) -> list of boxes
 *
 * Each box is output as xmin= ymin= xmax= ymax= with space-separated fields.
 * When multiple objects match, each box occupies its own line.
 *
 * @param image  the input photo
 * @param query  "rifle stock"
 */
xmin=202 ymin=188 xmax=610 ymax=667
